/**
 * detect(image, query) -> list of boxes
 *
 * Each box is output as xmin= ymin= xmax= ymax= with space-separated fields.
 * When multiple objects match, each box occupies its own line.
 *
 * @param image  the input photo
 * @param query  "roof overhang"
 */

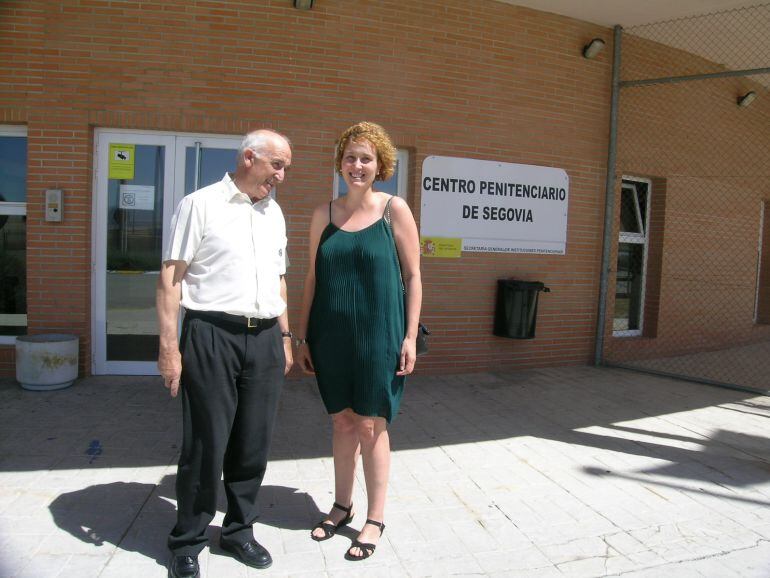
xmin=496 ymin=0 xmax=762 ymax=27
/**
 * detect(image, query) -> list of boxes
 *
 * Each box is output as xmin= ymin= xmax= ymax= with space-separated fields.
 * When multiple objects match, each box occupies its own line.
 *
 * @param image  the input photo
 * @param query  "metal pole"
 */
xmin=621 ymin=66 xmax=770 ymax=88
xmin=193 ymin=141 xmax=202 ymax=191
xmin=595 ymin=25 xmax=623 ymax=367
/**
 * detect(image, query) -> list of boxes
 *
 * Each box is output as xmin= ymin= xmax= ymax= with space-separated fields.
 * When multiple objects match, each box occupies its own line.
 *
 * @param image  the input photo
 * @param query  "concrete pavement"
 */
xmin=1 ymin=366 xmax=769 ymax=577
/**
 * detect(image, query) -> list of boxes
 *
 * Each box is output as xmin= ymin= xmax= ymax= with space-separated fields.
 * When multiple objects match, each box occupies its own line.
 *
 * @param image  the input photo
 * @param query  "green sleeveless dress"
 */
xmin=308 ymin=199 xmax=406 ymax=423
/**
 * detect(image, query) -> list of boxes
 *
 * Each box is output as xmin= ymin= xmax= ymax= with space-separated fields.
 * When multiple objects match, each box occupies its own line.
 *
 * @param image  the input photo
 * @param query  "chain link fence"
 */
xmin=602 ymin=4 xmax=770 ymax=393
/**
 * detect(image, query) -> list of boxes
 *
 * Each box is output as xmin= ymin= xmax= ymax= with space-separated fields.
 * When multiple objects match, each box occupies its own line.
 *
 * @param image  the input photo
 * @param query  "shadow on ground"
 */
xmin=1 ymin=367 xmax=768 ymax=483
xmin=48 ymin=474 xmax=321 ymax=567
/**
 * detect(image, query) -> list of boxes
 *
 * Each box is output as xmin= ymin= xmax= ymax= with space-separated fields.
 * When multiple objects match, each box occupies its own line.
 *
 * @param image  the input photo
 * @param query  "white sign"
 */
xmin=118 ymin=185 xmax=155 ymax=211
xmin=420 ymin=156 xmax=569 ymax=254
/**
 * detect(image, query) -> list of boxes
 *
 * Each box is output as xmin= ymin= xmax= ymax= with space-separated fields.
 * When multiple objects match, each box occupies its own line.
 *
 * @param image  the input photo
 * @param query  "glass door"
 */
xmin=93 ymin=130 xmax=241 ymax=375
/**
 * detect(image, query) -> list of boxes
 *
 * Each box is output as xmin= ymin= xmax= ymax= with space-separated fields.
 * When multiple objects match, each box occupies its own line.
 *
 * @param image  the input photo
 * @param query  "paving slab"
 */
xmin=0 ymin=366 xmax=768 ymax=577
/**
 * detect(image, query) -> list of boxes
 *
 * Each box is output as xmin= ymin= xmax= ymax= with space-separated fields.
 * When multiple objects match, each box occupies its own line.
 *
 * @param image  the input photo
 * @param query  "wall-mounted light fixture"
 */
xmin=737 ymin=91 xmax=757 ymax=107
xmin=293 ymin=0 xmax=314 ymax=9
xmin=582 ymin=38 xmax=605 ymax=59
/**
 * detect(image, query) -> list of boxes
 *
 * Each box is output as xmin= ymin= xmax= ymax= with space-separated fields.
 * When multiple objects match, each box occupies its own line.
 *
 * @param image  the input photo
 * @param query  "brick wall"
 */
xmin=0 ymin=0 xmax=614 ymax=377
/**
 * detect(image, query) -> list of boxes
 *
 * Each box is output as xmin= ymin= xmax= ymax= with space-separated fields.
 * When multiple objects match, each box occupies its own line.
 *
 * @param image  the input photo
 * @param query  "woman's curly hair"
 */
xmin=335 ymin=121 xmax=397 ymax=181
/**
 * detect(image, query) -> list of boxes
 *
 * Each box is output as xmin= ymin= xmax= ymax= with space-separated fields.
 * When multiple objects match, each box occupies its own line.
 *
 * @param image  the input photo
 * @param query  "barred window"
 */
xmin=614 ymin=177 xmax=651 ymax=336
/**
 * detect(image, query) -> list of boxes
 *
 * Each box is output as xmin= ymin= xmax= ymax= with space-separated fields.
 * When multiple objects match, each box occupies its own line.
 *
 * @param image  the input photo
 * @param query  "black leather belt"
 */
xmin=186 ymin=310 xmax=277 ymax=330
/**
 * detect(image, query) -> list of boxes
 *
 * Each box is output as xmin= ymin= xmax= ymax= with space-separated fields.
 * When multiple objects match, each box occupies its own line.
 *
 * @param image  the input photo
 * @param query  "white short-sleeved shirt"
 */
xmin=163 ymin=173 xmax=288 ymax=319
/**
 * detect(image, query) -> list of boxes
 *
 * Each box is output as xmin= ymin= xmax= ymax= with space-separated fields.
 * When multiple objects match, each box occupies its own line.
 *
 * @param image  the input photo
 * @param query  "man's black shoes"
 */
xmin=220 ymin=538 xmax=273 ymax=569
xmin=169 ymin=540 xmax=272 ymax=574
xmin=169 ymin=555 xmax=200 ymax=578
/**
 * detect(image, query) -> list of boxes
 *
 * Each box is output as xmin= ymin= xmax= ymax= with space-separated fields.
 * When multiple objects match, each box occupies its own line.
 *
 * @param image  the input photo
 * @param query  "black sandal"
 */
xmin=310 ymin=502 xmax=354 ymax=542
xmin=344 ymin=519 xmax=385 ymax=561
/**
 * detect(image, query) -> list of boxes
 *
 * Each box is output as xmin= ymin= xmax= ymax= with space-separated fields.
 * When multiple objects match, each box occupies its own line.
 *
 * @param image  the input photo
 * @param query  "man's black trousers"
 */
xmin=168 ymin=313 xmax=284 ymax=556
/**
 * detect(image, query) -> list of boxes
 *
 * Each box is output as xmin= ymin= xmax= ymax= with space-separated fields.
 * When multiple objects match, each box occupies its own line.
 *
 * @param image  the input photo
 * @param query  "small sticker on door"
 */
xmin=109 ymin=143 xmax=136 ymax=180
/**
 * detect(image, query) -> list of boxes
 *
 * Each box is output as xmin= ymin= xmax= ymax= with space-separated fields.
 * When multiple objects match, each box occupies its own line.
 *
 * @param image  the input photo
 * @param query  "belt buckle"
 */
xmin=247 ymin=317 xmax=258 ymax=328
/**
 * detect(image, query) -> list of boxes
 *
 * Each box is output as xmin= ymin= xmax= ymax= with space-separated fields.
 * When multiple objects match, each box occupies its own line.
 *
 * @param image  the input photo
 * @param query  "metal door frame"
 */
xmin=91 ymin=129 xmax=241 ymax=375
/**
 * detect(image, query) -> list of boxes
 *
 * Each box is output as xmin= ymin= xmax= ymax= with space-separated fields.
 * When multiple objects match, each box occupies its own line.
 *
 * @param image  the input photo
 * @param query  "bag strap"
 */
xmin=385 ymin=196 xmax=427 ymax=339
xmin=384 ymin=195 xmax=394 ymax=225
xmin=383 ymin=196 xmax=405 ymax=294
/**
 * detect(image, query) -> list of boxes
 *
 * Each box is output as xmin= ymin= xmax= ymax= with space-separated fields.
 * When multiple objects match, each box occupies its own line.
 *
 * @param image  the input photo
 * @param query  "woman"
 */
xmin=296 ymin=121 xmax=422 ymax=561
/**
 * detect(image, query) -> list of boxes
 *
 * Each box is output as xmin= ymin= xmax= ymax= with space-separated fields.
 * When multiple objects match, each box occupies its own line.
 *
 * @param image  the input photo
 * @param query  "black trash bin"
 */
xmin=494 ymin=279 xmax=550 ymax=339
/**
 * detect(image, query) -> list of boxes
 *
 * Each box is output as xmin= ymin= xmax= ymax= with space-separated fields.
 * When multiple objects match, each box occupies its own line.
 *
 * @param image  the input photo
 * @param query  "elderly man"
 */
xmin=157 ymin=129 xmax=294 ymax=578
